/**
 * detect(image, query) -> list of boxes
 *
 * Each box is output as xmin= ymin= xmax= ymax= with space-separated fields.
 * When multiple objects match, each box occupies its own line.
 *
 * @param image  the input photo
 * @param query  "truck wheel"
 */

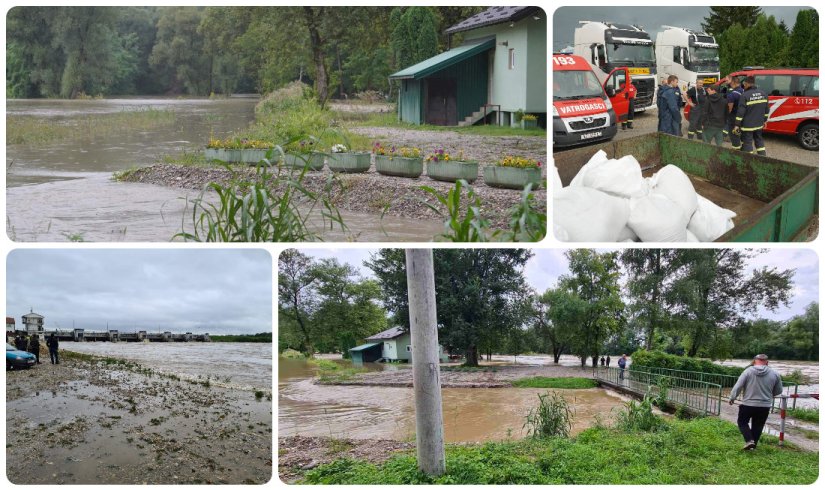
xmin=797 ymin=122 xmax=818 ymax=151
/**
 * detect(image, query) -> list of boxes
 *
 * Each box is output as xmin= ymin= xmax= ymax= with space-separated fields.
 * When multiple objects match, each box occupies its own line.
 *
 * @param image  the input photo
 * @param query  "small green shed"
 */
xmin=364 ymin=326 xmax=449 ymax=363
xmin=349 ymin=342 xmax=383 ymax=363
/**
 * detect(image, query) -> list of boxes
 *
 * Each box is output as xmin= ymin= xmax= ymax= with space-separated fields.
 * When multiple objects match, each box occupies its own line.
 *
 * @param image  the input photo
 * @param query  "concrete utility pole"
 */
xmin=405 ymin=249 xmax=446 ymax=476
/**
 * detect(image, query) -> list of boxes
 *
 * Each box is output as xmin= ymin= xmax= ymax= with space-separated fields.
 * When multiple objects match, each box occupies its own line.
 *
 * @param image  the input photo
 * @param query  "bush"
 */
xmin=512 ymin=377 xmax=598 ymax=389
xmin=615 ymin=394 xmax=666 ymax=432
xmin=523 ymin=391 xmax=573 ymax=439
xmin=630 ymin=350 xmax=744 ymax=378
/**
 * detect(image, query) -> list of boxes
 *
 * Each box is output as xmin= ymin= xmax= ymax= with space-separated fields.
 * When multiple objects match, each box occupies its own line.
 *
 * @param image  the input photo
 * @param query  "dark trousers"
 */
xmin=29 ymin=349 xmax=40 ymax=364
xmin=687 ymin=106 xmax=703 ymax=139
xmin=724 ymin=120 xmax=742 ymax=149
xmin=703 ymin=126 xmax=724 ymax=146
xmin=737 ymin=405 xmax=771 ymax=444
xmin=49 ymin=349 xmax=59 ymax=364
xmin=740 ymin=129 xmax=766 ymax=156
xmin=619 ymin=367 xmax=625 ymax=380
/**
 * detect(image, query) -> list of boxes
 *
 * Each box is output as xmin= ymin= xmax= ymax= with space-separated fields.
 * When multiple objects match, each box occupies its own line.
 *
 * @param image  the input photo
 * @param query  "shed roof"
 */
xmin=349 ymin=342 xmax=382 ymax=352
xmin=6 ymin=317 xmax=15 ymax=324
xmin=22 ymin=312 xmax=44 ymax=319
xmin=365 ymin=326 xmax=407 ymax=340
xmin=389 ymin=37 xmax=495 ymax=80
xmin=445 ymin=6 xmax=541 ymax=35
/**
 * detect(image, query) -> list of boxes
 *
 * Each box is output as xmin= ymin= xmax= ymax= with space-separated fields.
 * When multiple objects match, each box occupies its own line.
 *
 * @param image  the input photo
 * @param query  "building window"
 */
xmin=406 ymin=345 xmax=412 ymax=352
xmin=508 ymin=48 xmax=515 ymax=69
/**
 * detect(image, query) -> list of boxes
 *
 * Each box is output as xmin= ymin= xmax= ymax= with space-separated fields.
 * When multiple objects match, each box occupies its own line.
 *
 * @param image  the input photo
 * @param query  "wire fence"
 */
xmin=594 ymin=366 xmax=723 ymax=415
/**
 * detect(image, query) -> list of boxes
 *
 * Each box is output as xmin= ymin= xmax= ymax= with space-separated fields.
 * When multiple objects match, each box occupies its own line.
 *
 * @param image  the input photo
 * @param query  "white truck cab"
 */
xmin=655 ymin=26 xmax=720 ymax=94
xmin=573 ymin=21 xmax=657 ymax=111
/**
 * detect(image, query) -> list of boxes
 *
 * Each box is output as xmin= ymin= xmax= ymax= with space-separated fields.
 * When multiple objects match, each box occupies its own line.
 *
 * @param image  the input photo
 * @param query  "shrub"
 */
xmin=512 ymin=377 xmax=598 ymax=389
xmin=523 ymin=391 xmax=573 ymax=439
xmin=615 ymin=394 xmax=666 ymax=432
xmin=630 ymin=350 xmax=744 ymax=379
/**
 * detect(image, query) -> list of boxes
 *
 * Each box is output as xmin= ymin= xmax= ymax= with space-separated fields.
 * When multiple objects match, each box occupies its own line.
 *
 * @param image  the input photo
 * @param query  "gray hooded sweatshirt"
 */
xmin=729 ymin=365 xmax=783 ymax=407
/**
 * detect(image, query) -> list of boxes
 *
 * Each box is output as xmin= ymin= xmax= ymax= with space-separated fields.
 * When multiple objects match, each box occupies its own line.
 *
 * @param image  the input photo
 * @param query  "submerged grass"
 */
xmin=300 ymin=417 xmax=817 ymax=484
xmin=6 ymin=108 xmax=177 ymax=146
xmin=308 ymin=357 xmax=369 ymax=383
xmin=786 ymin=407 xmax=819 ymax=423
xmin=512 ymin=377 xmax=598 ymax=389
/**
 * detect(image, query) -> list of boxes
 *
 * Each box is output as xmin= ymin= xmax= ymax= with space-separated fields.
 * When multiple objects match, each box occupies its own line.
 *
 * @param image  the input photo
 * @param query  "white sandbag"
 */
xmin=581 ymin=154 xmax=647 ymax=198
xmin=553 ymin=223 xmax=570 ymax=242
xmin=554 ymin=187 xmax=630 ymax=242
xmin=551 ymin=163 xmax=564 ymax=193
xmin=627 ymin=193 xmax=689 ymax=242
xmin=616 ymin=225 xmax=639 ymax=242
xmin=569 ymin=149 xmax=608 ymax=187
xmin=651 ymin=165 xmax=698 ymax=221
xmin=686 ymin=230 xmax=699 ymax=242
xmin=688 ymin=194 xmax=737 ymax=242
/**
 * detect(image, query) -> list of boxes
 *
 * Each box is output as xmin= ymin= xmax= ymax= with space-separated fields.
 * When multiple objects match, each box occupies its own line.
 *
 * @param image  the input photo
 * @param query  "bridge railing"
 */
xmin=630 ymin=365 xmax=800 ymax=409
xmin=594 ymin=366 xmax=723 ymax=416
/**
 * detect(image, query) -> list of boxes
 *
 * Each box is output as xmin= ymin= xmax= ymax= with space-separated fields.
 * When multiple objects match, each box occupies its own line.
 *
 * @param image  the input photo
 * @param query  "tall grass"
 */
xmin=523 ymin=391 xmax=573 ymax=439
xmin=615 ymin=393 xmax=666 ymax=432
xmin=786 ymin=407 xmax=818 ymax=423
xmin=6 ymin=108 xmax=176 ymax=145
xmin=173 ymin=150 xmax=347 ymax=242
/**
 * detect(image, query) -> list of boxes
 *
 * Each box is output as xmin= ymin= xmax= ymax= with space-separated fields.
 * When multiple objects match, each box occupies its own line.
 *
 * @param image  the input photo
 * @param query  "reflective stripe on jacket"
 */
xmin=735 ymin=86 xmax=770 ymax=131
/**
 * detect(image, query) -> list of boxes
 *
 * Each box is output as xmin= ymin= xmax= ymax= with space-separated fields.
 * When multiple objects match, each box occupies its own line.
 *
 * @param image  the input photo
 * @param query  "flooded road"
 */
xmin=61 ymin=342 xmax=272 ymax=391
xmin=278 ymin=358 xmax=629 ymax=443
xmin=6 ymin=98 xmax=444 ymax=242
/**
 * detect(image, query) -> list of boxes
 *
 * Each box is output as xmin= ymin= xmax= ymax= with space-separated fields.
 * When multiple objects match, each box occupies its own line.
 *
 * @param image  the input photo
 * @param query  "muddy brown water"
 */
xmin=6 ymin=98 xmax=444 ymax=242
xmin=278 ymin=358 xmax=630 ymax=443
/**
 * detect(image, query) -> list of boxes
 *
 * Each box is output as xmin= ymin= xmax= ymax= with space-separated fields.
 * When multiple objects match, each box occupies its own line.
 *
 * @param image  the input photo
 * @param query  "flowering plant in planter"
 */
xmin=425 ymin=147 xmax=468 ymax=163
xmin=286 ymin=139 xmax=318 ymax=154
xmin=521 ymin=114 xmax=538 ymax=122
xmin=498 ymin=155 xmax=542 ymax=168
xmin=425 ymin=147 xmax=478 ymax=183
xmin=485 ymin=155 xmax=543 ymax=189
xmin=372 ymin=142 xmax=421 ymax=159
xmin=331 ymin=143 xmax=348 ymax=153
xmin=327 ymin=143 xmax=371 ymax=173
xmin=373 ymin=142 xmax=423 ymax=177
xmin=206 ymin=137 xmax=273 ymax=149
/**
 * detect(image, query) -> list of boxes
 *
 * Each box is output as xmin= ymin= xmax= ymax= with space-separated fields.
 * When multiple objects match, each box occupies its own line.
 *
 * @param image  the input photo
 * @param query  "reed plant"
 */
xmin=523 ymin=391 xmax=573 ymax=439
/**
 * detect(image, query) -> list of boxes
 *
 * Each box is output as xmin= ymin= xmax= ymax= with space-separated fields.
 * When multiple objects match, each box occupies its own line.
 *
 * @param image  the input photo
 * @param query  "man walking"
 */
xmin=701 ymin=82 xmax=728 ymax=146
xmin=733 ymin=76 xmax=770 ymax=156
xmin=618 ymin=354 xmax=628 ymax=380
xmin=729 ymin=354 xmax=783 ymax=450
xmin=46 ymin=333 xmax=59 ymax=365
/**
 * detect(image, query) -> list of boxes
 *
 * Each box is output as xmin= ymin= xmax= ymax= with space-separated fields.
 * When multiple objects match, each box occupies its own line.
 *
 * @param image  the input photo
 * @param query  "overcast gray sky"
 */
xmin=7 ymin=249 xmax=272 ymax=334
xmin=552 ymin=6 xmax=812 ymax=50
xmin=300 ymin=248 xmax=818 ymax=322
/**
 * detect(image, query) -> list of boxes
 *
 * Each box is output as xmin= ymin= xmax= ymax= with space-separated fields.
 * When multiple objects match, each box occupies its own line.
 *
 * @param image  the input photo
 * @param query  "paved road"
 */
xmin=609 ymin=109 xmax=818 ymax=167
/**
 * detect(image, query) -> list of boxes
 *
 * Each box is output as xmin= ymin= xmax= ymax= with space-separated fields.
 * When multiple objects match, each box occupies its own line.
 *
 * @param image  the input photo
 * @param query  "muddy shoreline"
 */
xmin=6 ymin=351 xmax=272 ymax=484
xmin=121 ymin=161 xmax=547 ymax=231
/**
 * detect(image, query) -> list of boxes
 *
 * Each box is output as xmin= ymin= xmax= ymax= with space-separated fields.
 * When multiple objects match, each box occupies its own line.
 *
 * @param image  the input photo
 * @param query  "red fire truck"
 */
xmin=553 ymin=54 xmax=633 ymax=148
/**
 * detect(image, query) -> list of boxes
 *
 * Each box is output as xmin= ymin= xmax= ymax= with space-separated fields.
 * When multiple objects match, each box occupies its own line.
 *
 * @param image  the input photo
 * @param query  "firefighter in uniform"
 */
xmin=686 ymin=77 xmax=706 ymax=140
xmin=733 ymin=75 xmax=770 ymax=156
xmin=722 ymin=76 xmax=745 ymax=148
xmin=620 ymin=77 xmax=637 ymax=130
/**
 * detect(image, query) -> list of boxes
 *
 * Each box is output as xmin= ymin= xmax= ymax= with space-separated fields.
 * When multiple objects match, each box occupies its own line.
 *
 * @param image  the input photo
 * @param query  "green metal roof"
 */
xmin=349 ymin=342 xmax=381 ymax=352
xmin=389 ymin=38 xmax=495 ymax=80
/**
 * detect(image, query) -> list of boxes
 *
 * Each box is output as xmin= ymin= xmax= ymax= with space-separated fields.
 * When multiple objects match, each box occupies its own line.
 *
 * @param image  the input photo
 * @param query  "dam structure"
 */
xmin=42 ymin=329 xmax=211 ymax=342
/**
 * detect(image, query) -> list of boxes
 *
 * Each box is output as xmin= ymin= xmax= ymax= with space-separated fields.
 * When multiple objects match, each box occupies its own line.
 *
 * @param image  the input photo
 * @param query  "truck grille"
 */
xmin=570 ymin=117 xmax=607 ymax=130
xmin=633 ymin=78 xmax=655 ymax=107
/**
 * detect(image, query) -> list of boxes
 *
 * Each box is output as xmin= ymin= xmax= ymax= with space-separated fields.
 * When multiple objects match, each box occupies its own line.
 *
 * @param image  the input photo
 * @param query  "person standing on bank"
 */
xmin=618 ymin=354 xmax=628 ymax=380
xmin=28 ymin=333 xmax=41 ymax=364
xmin=722 ymin=75 xmax=744 ymax=147
xmin=686 ymin=77 xmax=707 ymax=140
xmin=733 ymin=75 xmax=770 ymax=156
xmin=701 ymin=82 xmax=728 ymax=146
xmin=606 ymin=355 xmax=611 ymax=367
xmin=729 ymin=354 xmax=783 ymax=450
xmin=658 ymin=76 xmax=682 ymax=136
xmin=620 ymin=77 xmax=637 ymax=130
xmin=46 ymin=333 xmax=59 ymax=365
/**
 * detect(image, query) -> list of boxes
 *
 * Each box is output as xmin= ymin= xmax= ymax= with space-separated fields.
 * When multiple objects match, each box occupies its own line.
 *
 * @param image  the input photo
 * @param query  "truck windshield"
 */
xmin=607 ymin=43 xmax=654 ymax=64
xmin=553 ymin=71 xmax=605 ymax=100
xmin=689 ymin=46 xmax=720 ymax=71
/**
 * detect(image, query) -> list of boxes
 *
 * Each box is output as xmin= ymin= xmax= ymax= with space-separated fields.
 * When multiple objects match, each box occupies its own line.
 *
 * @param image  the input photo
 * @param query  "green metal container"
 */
xmin=281 ymin=152 xmax=325 ymax=171
xmin=426 ymin=160 xmax=479 ymax=183
xmin=327 ymin=152 xmax=371 ymax=173
xmin=484 ymin=166 xmax=544 ymax=189
xmin=554 ymin=133 xmax=819 ymax=242
xmin=204 ymin=148 xmax=272 ymax=164
xmin=375 ymin=155 xmax=423 ymax=178
xmin=521 ymin=118 xmax=538 ymax=130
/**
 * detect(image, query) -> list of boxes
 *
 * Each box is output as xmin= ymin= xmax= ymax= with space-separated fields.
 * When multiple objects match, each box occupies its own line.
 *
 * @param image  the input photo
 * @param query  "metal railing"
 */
xmin=630 ymin=365 xmax=800 ymax=409
xmin=594 ymin=366 xmax=723 ymax=415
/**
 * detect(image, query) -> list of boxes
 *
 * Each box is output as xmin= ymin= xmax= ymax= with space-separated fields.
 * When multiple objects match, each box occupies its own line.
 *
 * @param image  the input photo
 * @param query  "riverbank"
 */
xmin=6 ymin=351 xmax=272 ymax=484
xmin=119 ymin=162 xmax=546 ymax=231
xmin=280 ymin=417 xmax=818 ymax=484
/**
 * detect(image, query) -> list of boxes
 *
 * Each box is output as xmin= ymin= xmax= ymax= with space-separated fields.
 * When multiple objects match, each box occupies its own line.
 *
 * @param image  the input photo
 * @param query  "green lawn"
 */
xmin=511 ymin=377 xmax=598 ymax=389
xmin=300 ymin=418 xmax=818 ymax=484
xmin=786 ymin=407 xmax=819 ymax=423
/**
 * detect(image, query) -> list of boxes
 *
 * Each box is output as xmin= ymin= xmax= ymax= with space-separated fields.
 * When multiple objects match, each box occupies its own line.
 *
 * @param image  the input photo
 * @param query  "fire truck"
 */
xmin=655 ymin=26 xmax=720 ymax=93
xmin=573 ymin=21 xmax=657 ymax=111
xmin=727 ymin=67 xmax=819 ymax=150
xmin=552 ymin=54 xmax=626 ymax=148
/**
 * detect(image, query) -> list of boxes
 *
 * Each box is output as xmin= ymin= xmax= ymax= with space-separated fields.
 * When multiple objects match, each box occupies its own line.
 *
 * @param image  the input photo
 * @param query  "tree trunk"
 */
xmin=336 ymin=44 xmax=345 ymax=99
xmin=591 ymin=355 xmax=598 ymax=367
xmin=464 ymin=345 xmax=479 ymax=367
xmin=580 ymin=356 xmax=587 ymax=368
xmin=553 ymin=347 xmax=562 ymax=364
xmin=303 ymin=7 xmax=329 ymax=109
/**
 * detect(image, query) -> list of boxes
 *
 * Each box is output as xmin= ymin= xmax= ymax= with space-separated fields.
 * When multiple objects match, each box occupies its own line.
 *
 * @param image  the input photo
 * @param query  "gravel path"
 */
xmin=123 ymin=162 xmax=547 ymax=232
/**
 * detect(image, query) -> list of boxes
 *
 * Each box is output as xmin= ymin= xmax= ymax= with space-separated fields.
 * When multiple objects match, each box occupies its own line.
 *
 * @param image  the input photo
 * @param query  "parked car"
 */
xmin=6 ymin=343 xmax=36 ymax=370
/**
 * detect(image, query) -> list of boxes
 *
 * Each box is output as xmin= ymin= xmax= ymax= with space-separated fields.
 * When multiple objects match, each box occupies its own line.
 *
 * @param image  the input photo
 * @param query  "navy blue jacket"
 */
xmin=735 ymin=86 xmax=770 ymax=131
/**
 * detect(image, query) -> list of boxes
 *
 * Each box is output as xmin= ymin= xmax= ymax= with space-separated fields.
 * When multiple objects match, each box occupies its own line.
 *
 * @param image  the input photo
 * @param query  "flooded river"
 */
xmin=61 ymin=341 xmax=272 ymax=391
xmin=6 ymin=98 xmax=443 ymax=241
xmin=278 ymin=358 xmax=630 ymax=443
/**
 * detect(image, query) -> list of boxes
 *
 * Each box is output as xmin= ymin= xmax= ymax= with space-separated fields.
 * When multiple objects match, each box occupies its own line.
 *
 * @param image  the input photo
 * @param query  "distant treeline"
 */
xmin=210 ymin=332 xmax=272 ymax=343
xmin=6 ymin=6 xmax=485 ymax=102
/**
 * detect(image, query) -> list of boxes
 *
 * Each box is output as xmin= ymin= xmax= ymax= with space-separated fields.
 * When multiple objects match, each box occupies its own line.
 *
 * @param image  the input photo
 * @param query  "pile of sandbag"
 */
xmin=553 ymin=150 xmax=736 ymax=242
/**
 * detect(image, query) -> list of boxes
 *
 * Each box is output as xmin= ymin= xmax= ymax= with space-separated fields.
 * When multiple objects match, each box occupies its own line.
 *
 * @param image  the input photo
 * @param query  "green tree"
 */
xmin=278 ymin=249 xmax=320 ymax=355
xmin=668 ymin=249 xmax=794 ymax=358
xmin=701 ymin=6 xmax=763 ymax=36
xmin=533 ymin=288 xmax=571 ymax=364
xmin=783 ymin=302 xmax=818 ymax=361
xmin=150 ymin=7 xmax=211 ymax=95
xmin=391 ymin=7 xmax=439 ymax=68
xmin=620 ymin=249 xmax=677 ymax=350
xmin=787 ymin=9 xmax=819 ymax=68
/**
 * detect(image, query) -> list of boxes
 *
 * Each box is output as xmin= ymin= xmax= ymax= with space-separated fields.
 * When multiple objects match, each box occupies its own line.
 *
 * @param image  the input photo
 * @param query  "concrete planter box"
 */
xmin=328 ymin=152 xmax=371 ymax=173
xmin=281 ymin=152 xmax=325 ymax=171
xmin=204 ymin=148 xmax=272 ymax=164
xmin=375 ymin=155 xmax=423 ymax=178
xmin=426 ymin=160 xmax=479 ymax=183
xmin=521 ymin=118 xmax=538 ymax=130
xmin=484 ymin=166 xmax=544 ymax=190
